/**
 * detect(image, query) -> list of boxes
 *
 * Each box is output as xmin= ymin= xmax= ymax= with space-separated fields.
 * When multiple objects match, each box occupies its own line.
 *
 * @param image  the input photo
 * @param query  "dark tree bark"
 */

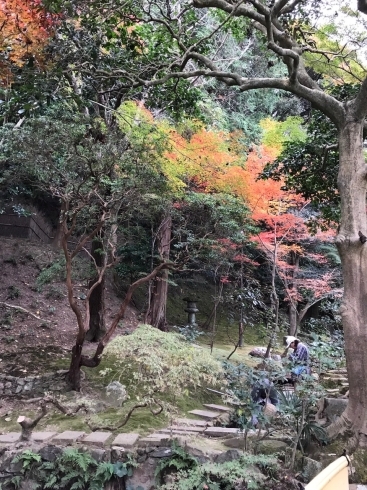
xmin=358 ymin=0 xmax=367 ymax=14
xmin=86 ymin=238 xmax=106 ymax=342
xmin=67 ymin=261 xmax=174 ymax=391
xmin=145 ymin=215 xmax=172 ymax=331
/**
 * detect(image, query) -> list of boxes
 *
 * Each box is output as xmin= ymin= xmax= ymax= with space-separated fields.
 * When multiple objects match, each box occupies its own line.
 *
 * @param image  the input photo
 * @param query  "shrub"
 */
xmin=103 ymin=324 xmax=224 ymax=414
xmin=4 ymin=448 xmax=138 ymax=490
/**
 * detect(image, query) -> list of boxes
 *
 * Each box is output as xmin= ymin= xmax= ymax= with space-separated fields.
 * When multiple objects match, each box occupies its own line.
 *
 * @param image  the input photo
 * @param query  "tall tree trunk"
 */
xmin=145 ymin=215 xmax=172 ymax=331
xmin=327 ymin=117 xmax=367 ymax=447
xmin=86 ymin=238 xmax=106 ymax=342
xmin=288 ymin=252 xmax=299 ymax=336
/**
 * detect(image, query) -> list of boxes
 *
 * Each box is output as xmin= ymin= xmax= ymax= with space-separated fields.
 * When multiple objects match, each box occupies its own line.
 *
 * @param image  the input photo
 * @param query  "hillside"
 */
xmin=0 ymin=237 xmax=139 ymax=378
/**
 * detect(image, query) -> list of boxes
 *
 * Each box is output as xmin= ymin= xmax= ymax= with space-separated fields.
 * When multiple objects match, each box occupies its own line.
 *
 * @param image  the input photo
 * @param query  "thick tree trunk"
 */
xmin=86 ymin=238 xmax=106 ymax=342
xmin=67 ymin=342 xmax=84 ymax=391
xmin=328 ymin=117 xmax=367 ymax=447
xmin=146 ymin=215 xmax=172 ymax=331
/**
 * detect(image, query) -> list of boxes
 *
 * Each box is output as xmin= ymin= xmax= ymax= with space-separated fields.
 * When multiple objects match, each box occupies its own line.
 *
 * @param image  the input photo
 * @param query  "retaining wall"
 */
xmin=0 ymin=371 xmax=68 ymax=397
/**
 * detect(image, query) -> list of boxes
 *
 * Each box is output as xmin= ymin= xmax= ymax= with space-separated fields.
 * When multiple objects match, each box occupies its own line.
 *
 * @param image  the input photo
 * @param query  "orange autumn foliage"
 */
xmin=164 ymin=126 xmax=242 ymax=192
xmin=215 ymin=144 xmax=303 ymax=217
xmin=0 ymin=0 xmax=56 ymax=81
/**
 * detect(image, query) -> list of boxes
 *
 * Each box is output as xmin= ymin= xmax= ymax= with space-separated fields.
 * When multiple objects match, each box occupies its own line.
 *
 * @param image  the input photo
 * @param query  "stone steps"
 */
xmin=203 ymin=404 xmax=231 ymax=413
xmin=188 ymin=409 xmax=221 ymax=420
xmin=0 ymin=404 xmax=250 ymax=450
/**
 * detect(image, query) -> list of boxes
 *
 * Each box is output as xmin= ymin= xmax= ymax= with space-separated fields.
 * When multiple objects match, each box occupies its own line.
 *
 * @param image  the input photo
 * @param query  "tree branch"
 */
xmin=0 ymin=302 xmax=52 ymax=323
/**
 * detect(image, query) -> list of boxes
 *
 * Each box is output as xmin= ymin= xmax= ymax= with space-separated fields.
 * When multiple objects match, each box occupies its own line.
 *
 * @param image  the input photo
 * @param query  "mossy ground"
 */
xmin=0 ymin=243 xmax=274 ymax=437
xmin=0 ymin=339 xmax=250 ymax=435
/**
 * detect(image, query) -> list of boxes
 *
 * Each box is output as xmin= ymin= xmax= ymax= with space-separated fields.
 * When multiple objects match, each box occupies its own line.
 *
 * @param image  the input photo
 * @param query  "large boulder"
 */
xmin=322 ymin=398 xmax=348 ymax=422
xmin=255 ymin=439 xmax=288 ymax=455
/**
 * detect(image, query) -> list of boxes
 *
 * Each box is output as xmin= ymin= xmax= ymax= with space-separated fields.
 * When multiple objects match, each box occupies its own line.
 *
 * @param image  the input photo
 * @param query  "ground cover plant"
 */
xmin=87 ymin=324 xmax=224 ymax=429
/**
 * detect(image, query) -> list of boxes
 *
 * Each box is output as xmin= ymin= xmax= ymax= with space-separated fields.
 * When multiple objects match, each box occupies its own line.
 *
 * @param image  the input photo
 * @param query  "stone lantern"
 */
xmin=183 ymin=297 xmax=199 ymax=327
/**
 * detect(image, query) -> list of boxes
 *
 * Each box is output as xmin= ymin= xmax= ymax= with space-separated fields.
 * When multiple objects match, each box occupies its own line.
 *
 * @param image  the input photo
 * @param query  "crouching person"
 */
xmin=285 ymin=335 xmax=311 ymax=383
xmin=251 ymin=378 xmax=278 ymax=427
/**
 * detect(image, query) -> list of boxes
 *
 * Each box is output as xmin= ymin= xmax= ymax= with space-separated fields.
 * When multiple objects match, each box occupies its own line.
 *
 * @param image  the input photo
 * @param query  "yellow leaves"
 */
xmin=116 ymin=101 xmax=245 ymax=195
xmin=303 ymin=24 xmax=367 ymax=83
xmin=260 ymin=117 xmax=306 ymax=157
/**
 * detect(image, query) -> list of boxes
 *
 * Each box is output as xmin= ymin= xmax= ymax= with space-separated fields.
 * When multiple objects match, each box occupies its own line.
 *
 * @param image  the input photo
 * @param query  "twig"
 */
xmin=0 ymin=302 xmax=52 ymax=323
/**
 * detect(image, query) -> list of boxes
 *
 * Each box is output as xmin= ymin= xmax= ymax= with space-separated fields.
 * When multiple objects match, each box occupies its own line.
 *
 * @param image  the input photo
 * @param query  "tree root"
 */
xmin=86 ymin=400 xmax=164 ymax=431
xmin=17 ymin=396 xmax=88 ymax=441
xmin=326 ymin=413 xmax=352 ymax=440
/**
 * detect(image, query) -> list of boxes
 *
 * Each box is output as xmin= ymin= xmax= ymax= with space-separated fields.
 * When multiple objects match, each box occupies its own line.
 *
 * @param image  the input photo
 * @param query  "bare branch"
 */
xmin=0 ymin=302 xmax=52 ymax=323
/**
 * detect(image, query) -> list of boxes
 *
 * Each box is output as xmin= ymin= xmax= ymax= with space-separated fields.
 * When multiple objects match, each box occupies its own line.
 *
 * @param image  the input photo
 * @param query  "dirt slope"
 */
xmin=0 ymin=237 xmax=139 ymax=377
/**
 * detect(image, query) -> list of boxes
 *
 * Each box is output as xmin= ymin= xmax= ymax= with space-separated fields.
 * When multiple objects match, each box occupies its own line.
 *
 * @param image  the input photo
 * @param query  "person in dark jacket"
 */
xmin=251 ymin=378 xmax=279 ymax=406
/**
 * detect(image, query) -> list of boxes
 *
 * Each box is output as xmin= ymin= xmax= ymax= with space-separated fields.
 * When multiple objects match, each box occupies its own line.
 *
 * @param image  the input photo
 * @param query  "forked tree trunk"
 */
xmin=145 ymin=215 xmax=172 ymax=331
xmin=67 ymin=261 xmax=174 ymax=391
xmin=327 ymin=117 xmax=367 ymax=447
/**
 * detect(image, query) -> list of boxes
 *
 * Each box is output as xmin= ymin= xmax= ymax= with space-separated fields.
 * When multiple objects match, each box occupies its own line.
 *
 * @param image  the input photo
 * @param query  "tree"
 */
xmin=0 ymin=0 xmax=56 ymax=81
xmin=8 ymin=0 xmax=367 ymax=445
xmin=0 ymin=106 xmax=176 ymax=390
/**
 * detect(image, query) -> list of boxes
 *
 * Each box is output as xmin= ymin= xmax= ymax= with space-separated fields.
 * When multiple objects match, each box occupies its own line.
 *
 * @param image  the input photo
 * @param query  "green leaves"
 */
xmin=8 ymin=448 xmax=137 ymax=490
xmin=159 ymin=452 xmax=278 ymax=490
xmin=104 ymin=324 xmax=223 ymax=409
xmin=261 ymin=84 xmax=361 ymax=228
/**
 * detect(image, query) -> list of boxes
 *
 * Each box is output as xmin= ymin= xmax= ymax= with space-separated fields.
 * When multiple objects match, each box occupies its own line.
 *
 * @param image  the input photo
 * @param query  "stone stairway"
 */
xmin=0 ymin=403 xmax=244 ymax=450
xmin=322 ymin=369 xmax=349 ymax=397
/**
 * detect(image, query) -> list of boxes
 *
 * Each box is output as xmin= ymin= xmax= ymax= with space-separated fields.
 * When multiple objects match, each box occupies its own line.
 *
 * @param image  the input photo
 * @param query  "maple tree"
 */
xmin=213 ymin=116 xmax=339 ymax=336
xmin=0 ymin=0 xmax=55 ymax=82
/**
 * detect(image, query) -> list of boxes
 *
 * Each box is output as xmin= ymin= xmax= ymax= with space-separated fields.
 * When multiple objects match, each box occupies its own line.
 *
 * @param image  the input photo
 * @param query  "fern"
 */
xmin=155 ymin=441 xmax=199 ymax=484
xmin=160 ymin=453 xmax=278 ymax=490
xmin=7 ymin=448 xmax=136 ymax=490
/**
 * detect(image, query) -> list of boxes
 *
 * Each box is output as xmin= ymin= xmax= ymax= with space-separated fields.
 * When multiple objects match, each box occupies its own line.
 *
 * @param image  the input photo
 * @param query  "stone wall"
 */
xmin=0 ymin=441 xmax=241 ymax=490
xmin=0 ymin=370 xmax=69 ymax=397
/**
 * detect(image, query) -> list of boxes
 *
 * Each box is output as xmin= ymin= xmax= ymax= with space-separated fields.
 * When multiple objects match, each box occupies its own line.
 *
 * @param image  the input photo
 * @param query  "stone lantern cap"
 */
xmin=183 ymin=297 xmax=199 ymax=313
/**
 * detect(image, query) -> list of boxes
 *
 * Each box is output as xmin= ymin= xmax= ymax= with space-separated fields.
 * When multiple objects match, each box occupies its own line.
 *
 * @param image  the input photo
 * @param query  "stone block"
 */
xmin=323 ymin=398 xmax=348 ymax=422
xmin=82 ymin=432 xmax=112 ymax=447
xmin=204 ymin=427 xmax=264 ymax=438
xmin=214 ymin=449 xmax=241 ymax=463
xmin=302 ymin=456 xmax=322 ymax=482
xmin=105 ymin=381 xmax=127 ymax=407
xmin=31 ymin=432 xmax=58 ymax=442
xmin=174 ymin=418 xmax=208 ymax=427
xmin=255 ymin=439 xmax=289 ymax=455
xmin=137 ymin=435 xmax=171 ymax=447
xmin=203 ymin=404 xmax=231 ymax=412
xmin=204 ymin=427 xmax=240 ymax=437
xmin=52 ymin=431 xmax=85 ymax=444
xmin=90 ymin=448 xmax=108 ymax=462
xmin=149 ymin=448 xmax=173 ymax=458
xmin=112 ymin=433 xmax=140 ymax=448
xmin=39 ymin=445 xmax=63 ymax=462
xmin=161 ymin=426 xmax=204 ymax=433
xmin=0 ymin=433 xmax=21 ymax=443
xmin=188 ymin=409 xmax=220 ymax=420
